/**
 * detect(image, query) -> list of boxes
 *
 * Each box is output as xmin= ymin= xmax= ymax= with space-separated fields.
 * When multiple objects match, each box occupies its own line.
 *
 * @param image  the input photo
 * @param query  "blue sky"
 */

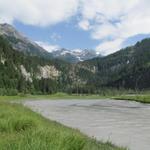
xmin=0 ymin=0 xmax=150 ymax=55
xmin=14 ymin=20 xmax=99 ymax=50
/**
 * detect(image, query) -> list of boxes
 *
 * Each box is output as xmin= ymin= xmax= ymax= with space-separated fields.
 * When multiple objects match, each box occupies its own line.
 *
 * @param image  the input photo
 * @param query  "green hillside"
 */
xmin=78 ymin=38 xmax=150 ymax=90
xmin=0 ymin=36 xmax=71 ymax=95
xmin=0 ymin=34 xmax=150 ymax=96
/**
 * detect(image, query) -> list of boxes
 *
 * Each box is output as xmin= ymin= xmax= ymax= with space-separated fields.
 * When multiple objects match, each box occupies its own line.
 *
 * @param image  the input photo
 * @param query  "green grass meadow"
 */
xmin=114 ymin=94 xmax=150 ymax=103
xmin=0 ymin=91 xmax=149 ymax=149
xmin=0 ymin=93 xmax=109 ymax=102
xmin=0 ymin=101 xmax=126 ymax=150
xmin=0 ymin=92 xmax=150 ymax=103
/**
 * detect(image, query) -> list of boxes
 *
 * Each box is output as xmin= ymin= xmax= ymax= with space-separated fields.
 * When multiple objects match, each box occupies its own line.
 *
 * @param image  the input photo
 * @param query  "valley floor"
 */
xmin=0 ymin=93 xmax=109 ymax=101
xmin=0 ymin=93 xmax=149 ymax=149
xmin=0 ymin=92 xmax=150 ymax=103
xmin=24 ymin=99 xmax=150 ymax=150
xmin=0 ymin=101 xmax=125 ymax=150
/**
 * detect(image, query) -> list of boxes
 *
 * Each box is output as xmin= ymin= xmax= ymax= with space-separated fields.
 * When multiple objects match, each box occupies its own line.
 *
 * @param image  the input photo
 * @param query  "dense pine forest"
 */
xmin=0 ymin=36 xmax=71 ymax=95
xmin=0 ymin=33 xmax=150 ymax=95
xmin=80 ymin=38 xmax=150 ymax=90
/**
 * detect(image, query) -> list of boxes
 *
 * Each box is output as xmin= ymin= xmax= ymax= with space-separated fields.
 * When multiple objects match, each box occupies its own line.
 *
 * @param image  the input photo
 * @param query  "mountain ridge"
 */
xmin=78 ymin=38 xmax=150 ymax=89
xmin=0 ymin=24 xmax=150 ymax=95
xmin=0 ymin=23 xmax=100 ymax=63
xmin=0 ymin=23 xmax=52 ymax=59
xmin=51 ymin=48 xmax=100 ymax=63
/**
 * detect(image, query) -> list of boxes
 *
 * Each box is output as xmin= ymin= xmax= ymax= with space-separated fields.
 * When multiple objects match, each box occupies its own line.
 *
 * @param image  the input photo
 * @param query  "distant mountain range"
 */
xmin=0 ymin=23 xmax=100 ymax=63
xmin=51 ymin=48 xmax=100 ymax=63
xmin=0 ymin=23 xmax=150 ymax=95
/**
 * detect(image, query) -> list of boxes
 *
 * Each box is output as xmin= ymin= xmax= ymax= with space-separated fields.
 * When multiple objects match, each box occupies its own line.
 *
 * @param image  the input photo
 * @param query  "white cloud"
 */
xmin=80 ymin=0 xmax=139 ymax=21
xmin=50 ymin=33 xmax=62 ymax=41
xmin=78 ymin=20 xmax=90 ymax=30
xmin=0 ymin=0 xmax=80 ymax=26
xmin=91 ymin=22 xmax=118 ymax=40
xmin=0 ymin=0 xmax=150 ymax=55
xmin=96 ymin=39 xmax=123 ymax=55
xmin=36 ymin=41 xmax=59 ymax=52
xmin=79 ymin=0 xmax=150 ymax=55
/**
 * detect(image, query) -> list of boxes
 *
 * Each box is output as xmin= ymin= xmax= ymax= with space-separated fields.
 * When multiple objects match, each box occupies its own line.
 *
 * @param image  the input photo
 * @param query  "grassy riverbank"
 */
xmin=0 ymin=101 xmax=125 ymax=150
xmin=0 ymin=92 xmax=150 ymax=103
xmin=0 ymin=88 xmax=139 ymax=101
xmin=0 ymin=93 xmax=109 ymax=101
xmin=114 ymin=94 xmax=150 ymax=103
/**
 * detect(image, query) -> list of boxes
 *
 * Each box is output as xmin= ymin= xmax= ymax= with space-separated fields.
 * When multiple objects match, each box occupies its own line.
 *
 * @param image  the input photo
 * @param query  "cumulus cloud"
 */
xmin=91 ymin=22 xmax=118 ymax=40
xmin=36 ymin=41 xmax=59 ymax=52
xmin=96 ymin=39 xmax=123 ymax=55
xmin=0 ymin=0 xmax=150 ymax=55
xmin=79 ymin=0 xmax=150 ymax=55
xmin=50 ymin=33 xmax=62 ymax=42
xmin=0 ymin=0 xmax=80 ymax=26
xmin=78 ymin=20 xmax=90 ymax=30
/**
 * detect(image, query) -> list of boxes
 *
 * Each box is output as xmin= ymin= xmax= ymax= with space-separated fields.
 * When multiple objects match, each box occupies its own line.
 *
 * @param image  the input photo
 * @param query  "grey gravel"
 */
xmin=23 ymin=99 xmax=150 ymax=150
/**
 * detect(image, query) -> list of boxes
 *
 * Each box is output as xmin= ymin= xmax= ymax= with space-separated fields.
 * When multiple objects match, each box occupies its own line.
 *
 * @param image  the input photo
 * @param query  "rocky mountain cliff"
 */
xmin=0 ymin=23 xmax=52 ymax=58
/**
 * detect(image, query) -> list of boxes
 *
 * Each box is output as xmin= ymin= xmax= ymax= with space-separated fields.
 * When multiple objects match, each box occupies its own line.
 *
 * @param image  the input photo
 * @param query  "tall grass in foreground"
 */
xmin=0 ymin=102 xmax=126 ymax=150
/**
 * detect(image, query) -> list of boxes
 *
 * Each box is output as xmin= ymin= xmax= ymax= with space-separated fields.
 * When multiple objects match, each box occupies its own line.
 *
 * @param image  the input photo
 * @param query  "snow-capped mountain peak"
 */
xmin=51 ymin=48 xmax=100 ymax=63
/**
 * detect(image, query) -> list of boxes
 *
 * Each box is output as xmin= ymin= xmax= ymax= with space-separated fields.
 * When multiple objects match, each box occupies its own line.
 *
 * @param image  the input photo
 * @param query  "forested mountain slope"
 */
xmin=0 ymin=36 xmax=71 ymax=94
xmin=78 ymin=39 xmax=150 ymax=90
xmin=0 ymin=30 xmax=150 ymax=95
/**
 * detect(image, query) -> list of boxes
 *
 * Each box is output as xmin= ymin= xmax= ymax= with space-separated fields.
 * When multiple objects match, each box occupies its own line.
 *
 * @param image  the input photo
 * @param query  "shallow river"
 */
xmin=24 ymin=99 xmax=150 ymax=150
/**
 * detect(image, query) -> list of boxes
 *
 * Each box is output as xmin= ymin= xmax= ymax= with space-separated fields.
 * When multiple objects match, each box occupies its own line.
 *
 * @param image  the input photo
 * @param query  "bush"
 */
xmin=0 ymin=88 xmax=18 ymax=96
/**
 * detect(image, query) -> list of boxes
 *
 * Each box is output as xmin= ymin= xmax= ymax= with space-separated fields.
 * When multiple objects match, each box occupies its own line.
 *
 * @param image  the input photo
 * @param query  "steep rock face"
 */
xmin=0 ymin=56 xmax=6 ymax=64
xmin=77 ymin=64 xmax=97 ymax=74
xmin=0 ymin=23 xmax=20 ymax=37
xmin=37 ymin=65 xmax=61 ymax=79
xmin=20 ymin=65 xmax=33 ymax=82
xmin=0 ymin=23 xmax=51 ymax=58
xmin=20 ymin=65 xmax=61 ymax=82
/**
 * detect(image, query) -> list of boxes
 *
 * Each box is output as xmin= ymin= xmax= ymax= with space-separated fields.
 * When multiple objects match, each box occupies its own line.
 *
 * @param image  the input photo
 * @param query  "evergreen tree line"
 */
xmin=0 ymin=36 xmax=150 ymax=95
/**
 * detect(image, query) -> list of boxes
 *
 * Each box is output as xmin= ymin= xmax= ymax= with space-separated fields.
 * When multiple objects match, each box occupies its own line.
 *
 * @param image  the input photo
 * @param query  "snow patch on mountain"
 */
xmin=51 ymin=48 xmax=100 ymax=63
